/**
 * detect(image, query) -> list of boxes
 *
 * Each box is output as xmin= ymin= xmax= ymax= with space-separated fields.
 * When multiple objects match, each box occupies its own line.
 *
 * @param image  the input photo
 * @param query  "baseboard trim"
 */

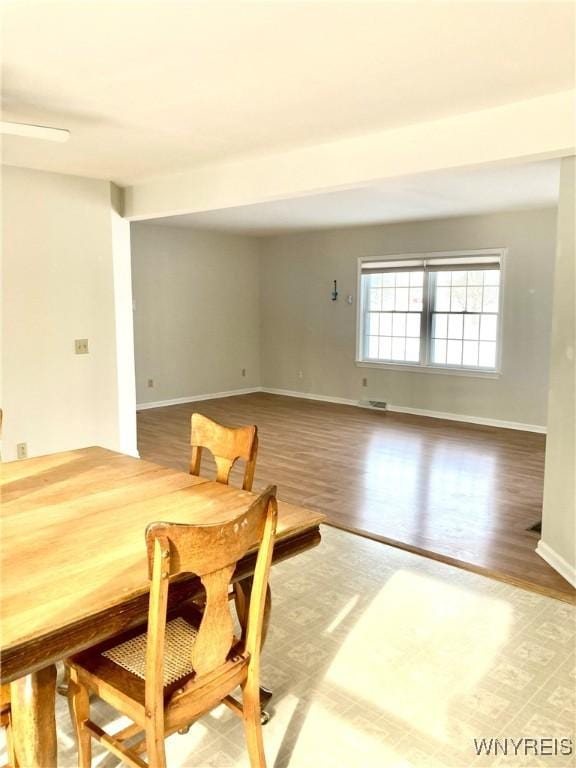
xmin=536 ymin=541 xmax=576 ymax=588
xmin=385 ymin=404 xmax=546 ymax=433
xmin=261 ymin=387 xmax=546 ymax=433
xmin=136 ymin=387 xmax=263 ymax=411
xmin=262 ymin=387 xmax=360 ymax=408
xmin=137 ymin=385 xmax=546 ymax=433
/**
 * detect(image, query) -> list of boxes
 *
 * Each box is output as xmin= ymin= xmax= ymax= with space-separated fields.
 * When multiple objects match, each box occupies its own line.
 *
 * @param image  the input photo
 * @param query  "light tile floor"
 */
xmin=2 ymin=526 xmax=575 ymax=767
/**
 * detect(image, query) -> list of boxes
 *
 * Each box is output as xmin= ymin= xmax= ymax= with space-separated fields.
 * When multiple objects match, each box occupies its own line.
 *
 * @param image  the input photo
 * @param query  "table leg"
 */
xmin=10 ymin=664 xmax=58 ymax=768
xmin=233 ymin=579 xmax=272 ymax=647
xmin=234 ymin=579 xmax=273 ymax=723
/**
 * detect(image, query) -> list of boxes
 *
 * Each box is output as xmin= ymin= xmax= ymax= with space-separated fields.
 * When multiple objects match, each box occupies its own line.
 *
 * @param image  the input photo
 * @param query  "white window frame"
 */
xmin=355 ymin=248 xmax=506 ymax=378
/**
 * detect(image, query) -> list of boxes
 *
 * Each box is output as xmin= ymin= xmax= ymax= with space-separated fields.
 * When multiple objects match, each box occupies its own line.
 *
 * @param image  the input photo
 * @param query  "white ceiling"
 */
xmin=149 ymin=160 xmax=560 ymax=235
xmin=1 ymin=1 xmax=574 ymax=186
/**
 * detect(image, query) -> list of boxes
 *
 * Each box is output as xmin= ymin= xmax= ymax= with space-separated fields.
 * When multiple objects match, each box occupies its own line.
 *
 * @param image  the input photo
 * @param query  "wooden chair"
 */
xmin=1 ymin=684 xmax=16 ymax=767
xmin=0 ymin=415 xmax=12 ymax=767
xmin=190 ymin=413 xmax=258 ymax=492
xmin=66 ymin=485 xmax=278 ymax=768
xmin=189 ymin=413 xmax=268 ymax=688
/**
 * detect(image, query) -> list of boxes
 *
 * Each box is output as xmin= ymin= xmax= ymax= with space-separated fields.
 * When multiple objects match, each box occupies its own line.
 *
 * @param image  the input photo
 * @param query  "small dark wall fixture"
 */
xmin=331 ymin=280 xmax=338 ymax=301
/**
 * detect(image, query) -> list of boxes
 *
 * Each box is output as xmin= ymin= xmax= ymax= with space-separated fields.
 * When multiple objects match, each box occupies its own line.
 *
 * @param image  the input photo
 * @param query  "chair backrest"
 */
xmin=190 ymin=413 xmax=258 ymax=491
xmin=144 ymin=485 xmax=277 ymax=705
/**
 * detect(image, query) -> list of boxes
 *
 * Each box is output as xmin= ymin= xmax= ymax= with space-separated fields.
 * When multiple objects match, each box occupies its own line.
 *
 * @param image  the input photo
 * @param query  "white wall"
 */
xmin=131 ymin=223 xmax=260 ymax=405
xmin=260 ymin=209 xmax=557 ymax=428
xmin=539 ymin=157 xmax=576 ymax=586
xmin=1 ymin=166 xmax=136 ymax=460
xmin=110 ymin=185 xmax=138 ymax=455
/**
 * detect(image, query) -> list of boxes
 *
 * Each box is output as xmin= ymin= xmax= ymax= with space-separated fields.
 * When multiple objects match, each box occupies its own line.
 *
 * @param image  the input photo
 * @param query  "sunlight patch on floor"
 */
xmin=325 ymin=568 xmax=512 ymax=743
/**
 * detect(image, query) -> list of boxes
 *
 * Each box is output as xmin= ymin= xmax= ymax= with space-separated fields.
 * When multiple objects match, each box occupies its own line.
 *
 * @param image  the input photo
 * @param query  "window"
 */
xmin=358 ymin=251 xmax=503 ymax=373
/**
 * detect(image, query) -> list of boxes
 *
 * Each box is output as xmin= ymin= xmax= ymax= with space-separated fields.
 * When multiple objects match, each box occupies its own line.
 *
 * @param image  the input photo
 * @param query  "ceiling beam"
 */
xmin=124 ymin=91 xmax=575 ymax=221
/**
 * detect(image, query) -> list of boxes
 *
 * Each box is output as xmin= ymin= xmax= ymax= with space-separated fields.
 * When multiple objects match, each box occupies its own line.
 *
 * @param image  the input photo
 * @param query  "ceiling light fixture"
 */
xmin=0 ymin=121 xmax=70 ymax=143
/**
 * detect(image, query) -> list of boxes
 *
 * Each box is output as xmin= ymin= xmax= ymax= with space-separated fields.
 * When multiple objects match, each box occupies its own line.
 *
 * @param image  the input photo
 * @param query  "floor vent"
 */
xmin=368 ymin=400 xmax=388 ymax=410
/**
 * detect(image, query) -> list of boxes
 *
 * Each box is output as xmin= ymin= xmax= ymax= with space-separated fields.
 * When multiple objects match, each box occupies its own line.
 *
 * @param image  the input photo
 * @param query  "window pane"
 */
xmin=369 ymin=289 xmax=381 ymax=311
xmin=451 ymin=287 xmax=466 ymax=312
xmin=447 ymin=339 xmax=463 ymax=365
xmin=368 ymin=313 xmax=379 ymax=335
xmin=382 ymin=287 xmax=395 ymax=310
xmin=436 ymin=272 xmax=451 ymax=286
xmin=410 ymin=271 xmax=424 ymax=287
xmin=369 ymin=273 xmax=383 ymax=288
xmin=451 ymin=271 xmax=467 ymax=286
xmin=479 ymin=341 xmax=496 ymax=368
xmin=392 ymin=337 xmax=405 ymax=360
xmin=433 ymin=313 xmax=448 ymax=339
xmin=409 ymin=287 xmax=423 ymax=311
xmin=405 ymin=338 xmax=420 ymax=362
xmin=483 ymin=287 xmax=499 ymax=312
xmin=379 ymin=337 xmax=392 ymax=360
xmin=394 ymin=288 xmax=408 ymax=311
xmin=396 ymin=272 xmax=410 ymax=287
xmin=382 ymin=273 xmax=395 ymax=287
xmin=448 ymin=314 xmax=463 ymax=339
xmin=463 ymin=340 xmax=479 ymax=366
xmin=467 ymin=270 xmax=484 ymax=285
xmin=368 ymin=337 xmax=379 ymax=358
xmin=466 ymin=286 xmax=483 ymax=312
xmin=435 ymin=287 xmax=451 ymax=311
xmin=406 ymin=313 xmax=421 ymax=337
xmin=432 ymin=339 xmax=447 ymax=364
xmin=380 ymin=312 xmax=393 ymax=336
xmin=464 ymin=314 xmax=480 ymax=340
xmin=484 ymin=270 xmax=500 ymax=286
xmin=392 ymin=313 xmax=407 ymax=336
xmin=480 ymin=314 xmax=497 ymax=341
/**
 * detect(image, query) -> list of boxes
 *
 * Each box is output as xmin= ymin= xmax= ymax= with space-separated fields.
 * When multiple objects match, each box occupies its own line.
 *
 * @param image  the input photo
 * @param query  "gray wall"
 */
xmin=260 ymin=209 xmax=557 ymax=427
xmin=131 ymin=223 xmax=261 ymax=404
xmin=541 ymin=158 xmax=575 ymax=582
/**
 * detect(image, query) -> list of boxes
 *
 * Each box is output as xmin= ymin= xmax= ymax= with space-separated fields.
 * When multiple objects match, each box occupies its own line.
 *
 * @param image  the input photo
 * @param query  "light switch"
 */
xmin=75 ymin=339 xmax=89 ymax=354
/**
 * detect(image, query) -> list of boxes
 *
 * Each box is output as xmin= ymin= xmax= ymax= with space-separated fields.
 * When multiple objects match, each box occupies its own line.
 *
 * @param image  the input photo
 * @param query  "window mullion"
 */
xmin=360 ymin=277 xmax=367 ymax=360
xmin=422 ymin=269 xmax=432 ymax=365
xmin=362 ymin=277 xmax=371 ymax=360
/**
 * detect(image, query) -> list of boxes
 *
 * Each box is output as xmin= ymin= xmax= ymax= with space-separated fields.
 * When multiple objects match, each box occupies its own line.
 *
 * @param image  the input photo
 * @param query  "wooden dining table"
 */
xmin=0 ymin=446 xmax=325 ymax=767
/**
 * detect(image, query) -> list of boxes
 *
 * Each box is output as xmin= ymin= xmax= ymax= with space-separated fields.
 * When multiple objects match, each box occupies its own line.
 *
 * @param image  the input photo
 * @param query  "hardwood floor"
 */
xmin=137 ymin=392 xmax=575 ymax=602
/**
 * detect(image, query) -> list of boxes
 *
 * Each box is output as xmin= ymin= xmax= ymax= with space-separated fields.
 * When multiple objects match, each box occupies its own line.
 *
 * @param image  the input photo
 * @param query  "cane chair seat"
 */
xmin=103 ymin=617 xmax=199 ymax=687
xmin=69 ymin=606 xmax=243 ymax=706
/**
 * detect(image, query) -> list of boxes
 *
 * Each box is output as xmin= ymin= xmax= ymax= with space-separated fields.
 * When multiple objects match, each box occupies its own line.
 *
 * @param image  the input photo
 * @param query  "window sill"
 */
xmin=355 ymin=360 xmax=501 ymax=379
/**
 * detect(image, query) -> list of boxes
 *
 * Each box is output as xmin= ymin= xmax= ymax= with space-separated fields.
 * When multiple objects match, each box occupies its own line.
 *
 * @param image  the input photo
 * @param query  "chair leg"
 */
xmin=145 ymin=720 xmax=167 ymax=768
xmin=242 ymin=678 xmax=266 ymax=768
xmin=6 ymin=716 xmax=19 ymax=768
xmin=68 ymin=674 xmax=92 ymax=768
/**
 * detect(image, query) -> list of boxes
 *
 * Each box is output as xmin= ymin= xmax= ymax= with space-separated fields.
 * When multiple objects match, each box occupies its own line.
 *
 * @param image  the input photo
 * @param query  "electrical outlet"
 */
xmin=362 ymin=377 xmax=368 ymax=387
xmin=17 ymin=442 xmax=27 ymax=459
xmin=241 ymin=368 xmax=246 ymax=377
xmin=75 ymin=338 xmax=89 ymax=355
xmin=147 ymin=378 xmax=154 ymax=388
